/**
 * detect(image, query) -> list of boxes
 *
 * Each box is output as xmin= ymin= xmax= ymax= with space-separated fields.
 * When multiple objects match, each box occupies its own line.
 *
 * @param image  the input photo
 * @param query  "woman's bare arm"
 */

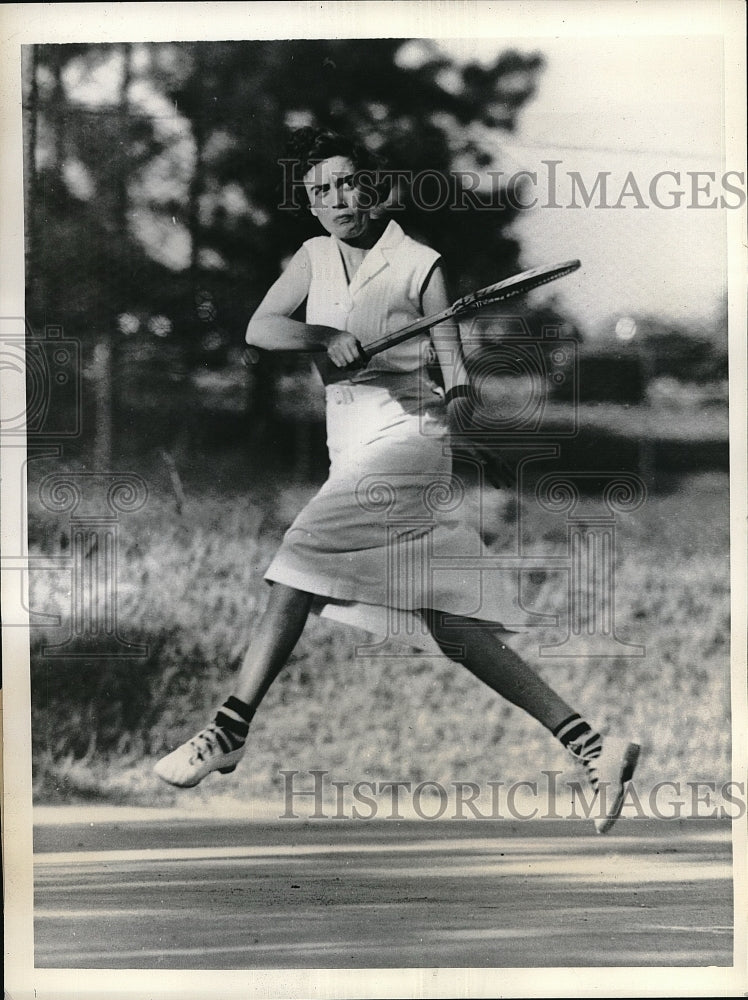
xmin=245 ymin=246 xmax=363 ymax=366
xmin=245 ymin=246 xmax=336 ymax=351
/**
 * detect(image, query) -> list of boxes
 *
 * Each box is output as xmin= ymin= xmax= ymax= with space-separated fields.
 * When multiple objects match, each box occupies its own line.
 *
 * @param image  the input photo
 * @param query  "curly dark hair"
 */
xmin=281 ymin=125 xmax=390 ymax=213
xmin=284 ymin=126 xmax=378 ymax=176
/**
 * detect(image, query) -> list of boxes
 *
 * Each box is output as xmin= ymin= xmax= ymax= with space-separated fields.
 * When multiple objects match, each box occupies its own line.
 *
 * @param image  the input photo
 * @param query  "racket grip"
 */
xmin=313 ymin=342 xmax=369 ymax=385
xmin=242 ymin=342 xmax=370 ymax=384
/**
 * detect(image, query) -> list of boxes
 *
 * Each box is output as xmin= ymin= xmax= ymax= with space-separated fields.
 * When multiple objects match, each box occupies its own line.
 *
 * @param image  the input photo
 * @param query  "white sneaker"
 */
xmin=587 ymin=737 xmax=641 ymax=834
xmin=153 ymin=723 xmax=246 ymax=788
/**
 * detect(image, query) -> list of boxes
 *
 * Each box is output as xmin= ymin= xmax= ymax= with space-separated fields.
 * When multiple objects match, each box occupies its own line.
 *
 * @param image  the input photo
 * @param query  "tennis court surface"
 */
xmin=34 ymin=815 xmax=733 ymax=968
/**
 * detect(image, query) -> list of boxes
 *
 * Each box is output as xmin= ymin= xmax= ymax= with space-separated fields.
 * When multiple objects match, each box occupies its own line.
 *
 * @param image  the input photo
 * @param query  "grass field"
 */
xmin=25 ymin=439 xmax=732 ymax=814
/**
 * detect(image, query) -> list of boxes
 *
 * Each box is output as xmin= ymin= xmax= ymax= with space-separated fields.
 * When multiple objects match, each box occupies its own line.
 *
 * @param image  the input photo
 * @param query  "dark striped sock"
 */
xmin=553 ymin=713 xmax=603 ymax=784
xmin=224 ymin=695 xmax=255 ymax=723
xmin=212 ymin=696 xmax=254 ymax=754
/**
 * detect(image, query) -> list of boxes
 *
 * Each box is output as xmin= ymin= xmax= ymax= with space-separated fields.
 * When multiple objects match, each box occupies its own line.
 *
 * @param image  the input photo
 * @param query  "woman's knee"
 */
xmin=421 ymin=609 xmax=470 ymax=660
xmin=422 ymin=608 xmax=511 ymax=661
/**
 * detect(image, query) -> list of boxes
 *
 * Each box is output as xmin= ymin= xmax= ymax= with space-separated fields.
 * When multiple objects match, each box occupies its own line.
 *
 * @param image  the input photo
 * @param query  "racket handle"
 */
xmin=313 ymin=342 xmax=369 ymax=385
xmin=242 ymin=342 xmax=370 ymax=385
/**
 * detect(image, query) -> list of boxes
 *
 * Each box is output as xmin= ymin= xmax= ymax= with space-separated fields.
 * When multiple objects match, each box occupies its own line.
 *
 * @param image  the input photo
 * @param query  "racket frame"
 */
xmin=362 ymin=259 xmax=581 ymax=360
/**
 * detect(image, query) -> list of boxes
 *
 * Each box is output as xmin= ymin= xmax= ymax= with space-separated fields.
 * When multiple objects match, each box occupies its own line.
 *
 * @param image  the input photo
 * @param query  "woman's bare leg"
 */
xmin=154 ymin=584 xmax=312 ymax=787
xmin=423 ymin=610 xmax=574 ymax=731
xmin=423 ymin=609 xmax=641 ymax=833
xmin=232 ymin=583 xmax=314 ymax=708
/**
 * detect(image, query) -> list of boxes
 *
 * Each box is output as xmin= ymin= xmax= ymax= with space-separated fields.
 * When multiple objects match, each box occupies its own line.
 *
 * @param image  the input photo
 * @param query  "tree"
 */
xmin=24 ymin=38 xmax=547 ymax=462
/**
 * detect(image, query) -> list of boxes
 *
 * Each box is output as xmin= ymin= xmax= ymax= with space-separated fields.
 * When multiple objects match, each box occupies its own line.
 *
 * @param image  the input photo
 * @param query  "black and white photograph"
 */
xmin=2 ymin=2 xmax=746 ymax=997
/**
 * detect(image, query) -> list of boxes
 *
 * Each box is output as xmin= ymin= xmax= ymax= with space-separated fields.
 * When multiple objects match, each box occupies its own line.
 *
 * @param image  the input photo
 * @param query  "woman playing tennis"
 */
xmin=155 ymin=126 xmax=638 ymax=832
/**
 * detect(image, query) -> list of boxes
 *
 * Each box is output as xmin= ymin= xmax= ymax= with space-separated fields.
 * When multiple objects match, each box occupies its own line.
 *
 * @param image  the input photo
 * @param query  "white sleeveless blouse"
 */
xmin=264 ymin=219 xmax=536 ymax=649
xmin=303 ymin=219 xmax=441 ymax=376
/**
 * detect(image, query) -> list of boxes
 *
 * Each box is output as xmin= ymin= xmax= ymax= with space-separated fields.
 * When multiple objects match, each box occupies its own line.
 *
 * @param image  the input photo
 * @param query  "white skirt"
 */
xmin=264 ymin=370 xmax=535 ymax=651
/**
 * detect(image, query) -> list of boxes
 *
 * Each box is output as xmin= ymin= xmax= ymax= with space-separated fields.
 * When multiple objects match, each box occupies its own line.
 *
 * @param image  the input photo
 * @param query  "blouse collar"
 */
xmin=333 ymin=219 xmax=405 ymax=296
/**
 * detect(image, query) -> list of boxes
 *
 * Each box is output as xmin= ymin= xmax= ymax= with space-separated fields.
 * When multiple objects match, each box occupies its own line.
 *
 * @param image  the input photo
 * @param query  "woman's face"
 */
xmin=303 ymin=155 xmax=371 ymax=242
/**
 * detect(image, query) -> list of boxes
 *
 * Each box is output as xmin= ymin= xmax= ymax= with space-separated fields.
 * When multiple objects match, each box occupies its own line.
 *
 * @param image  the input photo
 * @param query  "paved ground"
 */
xmin=34 ymin=816 xmax=733 ymax=969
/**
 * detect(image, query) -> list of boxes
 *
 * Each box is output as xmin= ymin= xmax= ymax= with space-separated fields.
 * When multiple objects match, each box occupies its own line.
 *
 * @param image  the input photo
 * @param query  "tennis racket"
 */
xmin=305 ymin=258 xmax=580 ymax=384
xmin=244 ymin=258 xmax=580 ymax=489
xmin=337 ymin=257 xmax=579 ymax=490
xmin=364 ymin=259 xmax=580 ymax=358
xmin=243 ymin=258 xmax=580 ymax=383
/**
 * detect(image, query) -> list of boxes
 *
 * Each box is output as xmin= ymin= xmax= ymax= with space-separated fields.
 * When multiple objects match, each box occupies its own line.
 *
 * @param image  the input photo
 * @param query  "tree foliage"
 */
xmin=26 ymin=38 xmax=545 ymax=349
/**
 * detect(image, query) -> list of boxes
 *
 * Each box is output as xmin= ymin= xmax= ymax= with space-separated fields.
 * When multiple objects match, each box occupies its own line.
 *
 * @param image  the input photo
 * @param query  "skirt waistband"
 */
xmin=325 ymin=369 xmax=444 ymax=406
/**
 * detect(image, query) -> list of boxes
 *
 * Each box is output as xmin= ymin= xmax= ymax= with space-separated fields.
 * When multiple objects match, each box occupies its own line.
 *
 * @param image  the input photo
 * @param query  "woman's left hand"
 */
xmin=446 ymin=392 xmax=515 ymax=490
xmin=445 ymin=387 xmax=475 ymax=437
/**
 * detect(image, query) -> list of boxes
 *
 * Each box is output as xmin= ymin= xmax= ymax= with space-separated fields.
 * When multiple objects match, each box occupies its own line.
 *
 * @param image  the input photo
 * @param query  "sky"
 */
xmin=439 ymin=35 xmax=732 ymax=338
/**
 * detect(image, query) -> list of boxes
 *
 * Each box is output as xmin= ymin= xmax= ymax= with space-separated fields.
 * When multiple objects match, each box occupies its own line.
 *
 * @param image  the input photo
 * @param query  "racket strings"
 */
xmin=459 ymin=264 xmax=581 ymax=314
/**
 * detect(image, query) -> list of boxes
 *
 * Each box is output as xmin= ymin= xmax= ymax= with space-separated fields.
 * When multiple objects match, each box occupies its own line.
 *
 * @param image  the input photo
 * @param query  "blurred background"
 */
xmin=22 ymin=38 xmax=731 ymax=809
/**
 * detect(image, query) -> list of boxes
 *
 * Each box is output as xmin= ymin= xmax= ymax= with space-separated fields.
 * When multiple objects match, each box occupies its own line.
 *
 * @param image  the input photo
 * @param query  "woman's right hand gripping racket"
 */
xmin=316 ymin=259 xmax=581 ymax=489
xmin=313 ymin=258 xmax=581 ymax=385
xmin=246 ymin=259 xmax=581 ymax=488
